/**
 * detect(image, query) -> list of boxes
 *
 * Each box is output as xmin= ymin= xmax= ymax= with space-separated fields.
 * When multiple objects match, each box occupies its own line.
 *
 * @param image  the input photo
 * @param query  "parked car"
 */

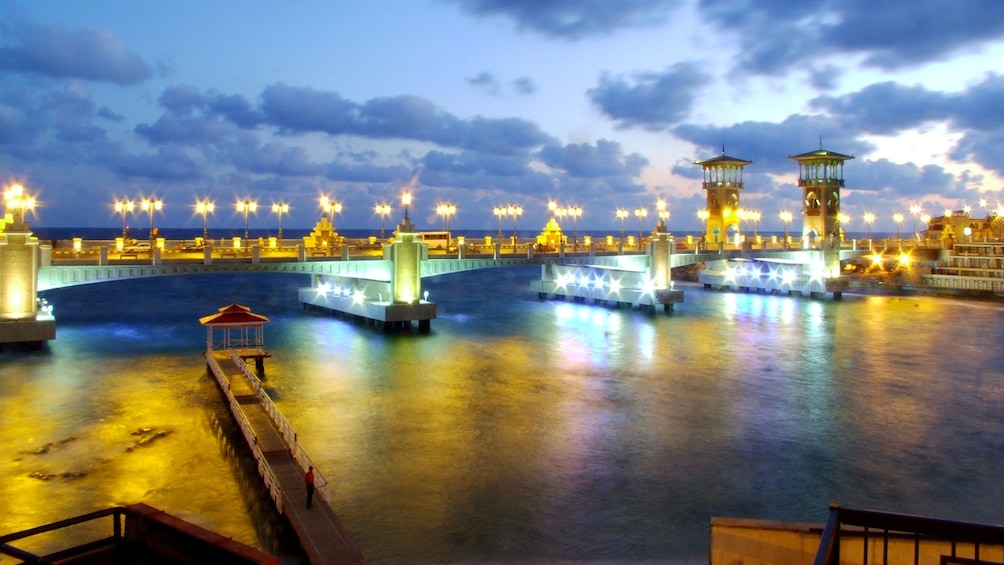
xmin=122 ymin=242 xmax=152 ymax=254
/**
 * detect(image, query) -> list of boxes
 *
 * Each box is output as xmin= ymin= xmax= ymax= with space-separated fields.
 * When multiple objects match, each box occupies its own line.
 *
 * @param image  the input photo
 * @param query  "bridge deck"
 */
xmin=208 ymin=352 xmax=364 ymax=565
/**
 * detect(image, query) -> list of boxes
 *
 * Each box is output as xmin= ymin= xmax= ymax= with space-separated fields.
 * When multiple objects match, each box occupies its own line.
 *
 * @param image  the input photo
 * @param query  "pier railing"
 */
xmin=207 ymin=352 xmax=287 ymax=514
xmin=814 ymin=505 xmax=1004 ymax=565
xmin=225 ymin=350 xmax=333 ymax=503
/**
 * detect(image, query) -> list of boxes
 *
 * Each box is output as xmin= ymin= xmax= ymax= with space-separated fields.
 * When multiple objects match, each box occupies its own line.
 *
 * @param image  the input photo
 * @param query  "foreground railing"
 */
xmin=814 ymin=504 xmax=1004 ymax=565
xmin=0 ymin=503 xmax=275 ymax=564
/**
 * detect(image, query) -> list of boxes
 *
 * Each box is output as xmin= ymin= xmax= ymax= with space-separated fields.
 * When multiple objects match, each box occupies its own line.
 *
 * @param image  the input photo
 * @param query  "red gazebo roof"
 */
xmin=199 ymin=302 xmax=270 ymax=326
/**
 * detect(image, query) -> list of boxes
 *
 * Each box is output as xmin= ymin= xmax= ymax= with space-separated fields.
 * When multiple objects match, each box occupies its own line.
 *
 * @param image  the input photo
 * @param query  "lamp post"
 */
xmin=779 ymin=210 xmax=792 ymax=248
xmin=272 ymin=202 xmax=289 ymax=242
xmin=656 ymin=199 xmax=669 ymax=224
xmin=907 ymin=204 xmax=919 ymax=241
xmin=893 ymin=212 xmax=904 ymax=248
xmin=401 ymin=192 xmax=412 ymax=221
xmin=507 ymin=205 xmax=522 ymax=253
xmin=4 ymin=183 xmax=35 ymax=229
xmin=114 ymin=199 xmax=135 ymax=240
xmin=375 ymin=203 xmax=391 ymax=239
xmin=568 ymin=206 xmax=582 ymax=250
xmin=320 ymin=196 xmax=342 ymax=232
xmin=863 ymin=211 xmax=875 ymax=242
xmin=195 ymin=199 xmax=214 ymax=241
xmin=236 ymin=199 xmax=257 ymax=247
xmin=634 ymin=207 xmax=648 ymax=249
xmin=437 ymin=203 xmax=456 ymax=232
xmin=140 ymin=197 xmax=163 ymax=244
xmin=697 ymin=209 xmax=709 ymax=248
xmin=493 ymin=206 xmax=505 ymax=242
xmin=616 ymin=208 xmax=628 ymax=247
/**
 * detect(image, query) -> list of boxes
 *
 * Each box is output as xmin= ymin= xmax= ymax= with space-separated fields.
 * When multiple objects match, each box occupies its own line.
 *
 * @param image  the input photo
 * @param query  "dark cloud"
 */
xmin=537 ymin=139 xmax=648 ymax=178
xmin=108 ymin=146 xmax=201 ymax=181
xmin=699 ymin=0 xmax=1004 ymax=75
xmin=950 ymin=130 xmax=1004 ymax=176
xmin=672 ymin=115 xmax=871 ymax=174
xmin=0 ymin=19 xmax=151 ymax=84
xmin=446 ymin=0 xmax=680 ymax=39
xmin=809 ymin=82 xmax=951 ymax=135
xmin=257 ymin=83 xmax=554 ymax=154
xmin=468 ymin=71 xmax=501 ymax=96
xmin=588 ymin=63 xmax=711 ymax=130
xmin=512 ymin=76 xmax=536 ymax=95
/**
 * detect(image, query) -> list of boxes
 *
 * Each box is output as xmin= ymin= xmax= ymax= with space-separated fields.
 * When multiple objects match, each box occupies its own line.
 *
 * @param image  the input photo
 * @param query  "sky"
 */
xmin=2 ymin=0 xmax=1004 ymax=234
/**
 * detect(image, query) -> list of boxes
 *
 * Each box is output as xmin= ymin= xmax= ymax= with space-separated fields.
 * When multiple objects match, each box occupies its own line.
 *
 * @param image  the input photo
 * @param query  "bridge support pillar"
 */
xmin=0 ymin=223 xmax=55 ymax=344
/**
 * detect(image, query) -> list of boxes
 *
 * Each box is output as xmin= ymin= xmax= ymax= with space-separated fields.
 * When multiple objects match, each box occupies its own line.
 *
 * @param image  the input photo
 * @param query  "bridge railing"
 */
xmin=226 ymin=350 xmax=333 ymax=504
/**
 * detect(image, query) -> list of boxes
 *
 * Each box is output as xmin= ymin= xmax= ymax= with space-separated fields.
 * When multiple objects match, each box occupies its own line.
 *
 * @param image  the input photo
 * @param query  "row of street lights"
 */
xmin=103 ymin=192 xmax=944 ymax=249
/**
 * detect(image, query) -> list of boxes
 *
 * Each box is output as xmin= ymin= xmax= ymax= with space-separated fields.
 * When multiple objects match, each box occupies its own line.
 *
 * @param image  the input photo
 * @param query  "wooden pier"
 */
xmin=206 ymin=350 xmax=365 ymax=564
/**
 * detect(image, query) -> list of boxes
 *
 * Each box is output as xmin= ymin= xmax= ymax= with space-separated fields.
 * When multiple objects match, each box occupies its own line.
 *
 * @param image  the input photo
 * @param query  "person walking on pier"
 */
xmin=304 ymin=466 xmax=315 ymax=509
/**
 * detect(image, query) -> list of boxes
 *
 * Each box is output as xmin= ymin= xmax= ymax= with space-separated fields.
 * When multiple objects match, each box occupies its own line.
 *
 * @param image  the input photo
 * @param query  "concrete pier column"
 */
xmin=391 ymin=219 xmax=423 ymax=304
xmin=0 ymin=229 xmax=39 ymax=320
xmin=650 ymin=232 xmax=674 ymax=289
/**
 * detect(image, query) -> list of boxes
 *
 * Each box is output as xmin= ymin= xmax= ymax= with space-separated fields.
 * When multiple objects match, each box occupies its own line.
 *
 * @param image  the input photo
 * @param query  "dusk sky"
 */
xmin=2 ymin=1 xmax=1004 ymax=234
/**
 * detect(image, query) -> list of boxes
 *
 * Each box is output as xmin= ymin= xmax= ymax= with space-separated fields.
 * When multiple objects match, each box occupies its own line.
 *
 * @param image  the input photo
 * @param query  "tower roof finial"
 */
xmin=721 ymin=143 xmax=726 ymax=156
xmin=819 ymin=135 xmax=824 ymax=150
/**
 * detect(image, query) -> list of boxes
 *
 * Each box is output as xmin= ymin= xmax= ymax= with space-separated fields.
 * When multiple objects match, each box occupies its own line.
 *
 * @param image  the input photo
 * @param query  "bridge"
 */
xmin=0 ymin=209 xmax=870 ymax=344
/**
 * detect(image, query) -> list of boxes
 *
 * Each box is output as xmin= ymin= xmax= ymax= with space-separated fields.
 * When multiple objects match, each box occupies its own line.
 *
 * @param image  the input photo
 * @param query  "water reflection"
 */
xmin=4 ymin=271 xmax=1004 ymax=564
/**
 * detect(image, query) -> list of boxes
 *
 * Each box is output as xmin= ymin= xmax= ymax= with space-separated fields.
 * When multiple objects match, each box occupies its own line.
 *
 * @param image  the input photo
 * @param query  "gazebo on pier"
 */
xmin=199 ymin=302 xmax=271 ymax=377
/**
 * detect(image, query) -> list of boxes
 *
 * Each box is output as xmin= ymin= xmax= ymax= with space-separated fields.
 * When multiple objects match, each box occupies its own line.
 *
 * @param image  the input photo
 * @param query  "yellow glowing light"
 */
xmin=898 ymin=252 xmax=912 ymax=267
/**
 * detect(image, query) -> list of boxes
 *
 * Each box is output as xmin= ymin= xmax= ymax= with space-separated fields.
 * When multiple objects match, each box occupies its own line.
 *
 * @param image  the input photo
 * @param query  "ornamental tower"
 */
xmin=694 ymin=149 xmax=752 ymax=245
xmin=788 ymin=143 xmax=854 ymax=243
xmin=788 ymin=142 xmax=854 ymax=277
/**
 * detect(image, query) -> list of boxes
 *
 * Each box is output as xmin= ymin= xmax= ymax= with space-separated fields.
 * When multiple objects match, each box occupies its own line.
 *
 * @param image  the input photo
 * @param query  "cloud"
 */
xmin=446 ymin=0 xmax=681 ymax=39
xmin=698 ymin=0 xmax=1004 ymax=75
xmin=672 ymin=115 xmax=871 ymax=174
xmin=257 ymin=83 xmax=554 ymax=154
xmin=0 ymin=18 xmax=151 ymax=84
xmin=537 ymin=139 xmax=648 ymax=178
xmin=588 ymin=63 xmax=711 ymax=130
xmin=512 ymin=76 xmax=536 ymax=95
xmin=468 ymin=71 xmax=501 ymax=96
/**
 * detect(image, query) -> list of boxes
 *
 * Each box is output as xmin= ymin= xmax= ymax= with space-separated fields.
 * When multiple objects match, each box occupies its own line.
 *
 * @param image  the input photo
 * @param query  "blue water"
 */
xmin=3 ymin=263 xmax=1004 ymax=563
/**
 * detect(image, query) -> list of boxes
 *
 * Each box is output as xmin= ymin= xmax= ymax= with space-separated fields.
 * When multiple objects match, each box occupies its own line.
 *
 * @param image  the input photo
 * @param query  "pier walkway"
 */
xmin=206 ymin=350 xmax=365 ymax=565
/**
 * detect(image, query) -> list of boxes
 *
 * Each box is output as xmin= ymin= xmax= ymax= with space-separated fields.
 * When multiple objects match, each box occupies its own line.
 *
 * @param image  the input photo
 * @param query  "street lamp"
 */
xmin=507 ymin=205 xmax=522 ymax=252
xmin=114 ymin=199 xmax=135 ymax=240
xmin=920 ymin=214 xmax=931 ymax=242
xmin=697 ymin=209 xmax=709 ymax=247
xmin=909 ymin=204 xmax=922 ymax=241
xmin=271 ymin=202 xmax=289 ymax=242
xmin=616 ymin=208 xmax=629 ymax=246
xmin=236 ymin=199 xmax=257 ymax=246
xmin=4 ymin=183 xmax=36 ymax=229
xmin=656 ymin=199 xmax=669 ymax=223
xmin=493 ymin=206 xmax=505 ymax=242
xmin=437 ymin=203 xmax=456 ymax=232
xmin=320 ymin=196 xmax=342 ymax=232
xmin=374 ymin=203 xmax=391 ymax=239
xmin=195 ymin=199 xmax=214 ymax=241
xmin=568 ymin=206 xmax=582 ymax=249
xmin=863 ymin=211 xmax=875 ymax=242
xmin=634 ymin=207 xmax=648 ymax=249
xmin=140 ymin=197 xmax=163 ymax=244
xmin=779 ymin=210 xmax=793 ymax=248
xmin=893 ymin=212 xmax=904 ymax=247
xmin=401 ymin=192 xmax=412 ymax=221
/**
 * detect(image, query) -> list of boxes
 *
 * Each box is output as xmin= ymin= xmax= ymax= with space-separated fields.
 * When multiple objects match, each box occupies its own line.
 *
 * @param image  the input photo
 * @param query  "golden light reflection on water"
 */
xmin=7 ymin=272 xmax=1004 ymax=564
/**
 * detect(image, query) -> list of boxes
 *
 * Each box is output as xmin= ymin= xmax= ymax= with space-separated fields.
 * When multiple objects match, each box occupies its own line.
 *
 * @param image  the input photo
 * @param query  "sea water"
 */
xmin=2 ymin=262 xmax=1004 ymax=564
